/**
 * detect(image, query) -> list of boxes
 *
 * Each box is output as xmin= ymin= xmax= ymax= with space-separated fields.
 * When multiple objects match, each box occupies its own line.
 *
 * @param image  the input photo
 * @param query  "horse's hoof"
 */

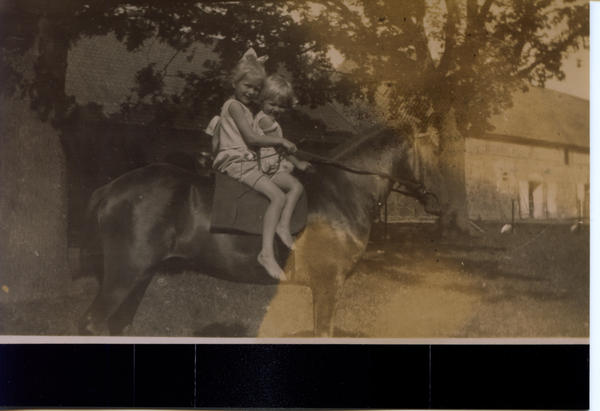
xmin=421 ymin=193 xmax=442 ymax=216
xmin=121 ymin=324 xmax=132 ymax=336
xmin=78 ymin=316 xmax=109 ymax=336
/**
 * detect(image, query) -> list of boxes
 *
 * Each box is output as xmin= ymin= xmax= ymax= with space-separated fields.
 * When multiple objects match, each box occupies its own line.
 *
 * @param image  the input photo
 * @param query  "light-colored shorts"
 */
xmin=259 ymin=147 xmax=295 ymax=175
xmin=219 ymin=160 xmax=267 ymax=188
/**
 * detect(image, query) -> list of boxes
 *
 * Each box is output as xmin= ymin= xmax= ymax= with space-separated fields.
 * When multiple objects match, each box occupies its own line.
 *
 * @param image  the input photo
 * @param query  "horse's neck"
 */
xmin=307 ymin=142 xmax=404 ymax=241
xmin=336 ymin=134 xmax=412 ymax=195
xmin=304 ymin=169 xmax=381 ymax=243
xmin=336 ymin=132 xmax=421 ymax=219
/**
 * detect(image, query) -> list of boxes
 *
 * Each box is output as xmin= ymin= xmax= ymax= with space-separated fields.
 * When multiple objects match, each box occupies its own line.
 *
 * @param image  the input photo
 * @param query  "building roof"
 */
xmin=66 ymin=33 xmax=217 ymax=129
xmin=326 ymin=83 xmax=590 ymax=152
xmin=65 ymin=34 xmax=355 ymax=142
xmin=484 ymin=86 xmax=589 ymax=150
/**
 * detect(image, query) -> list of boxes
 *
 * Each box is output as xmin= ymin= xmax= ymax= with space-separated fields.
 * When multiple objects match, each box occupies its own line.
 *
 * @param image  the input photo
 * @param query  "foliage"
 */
xmin=83 ymin=1 xmax=343 ymax=124
xmin=294 ymin=0 xmax=589 ymax=135
xmin=1 ymin=0 xmax=588 ymax=132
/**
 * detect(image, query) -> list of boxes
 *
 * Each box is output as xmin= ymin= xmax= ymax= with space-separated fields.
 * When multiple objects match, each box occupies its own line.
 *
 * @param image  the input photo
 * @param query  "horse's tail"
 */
xmin=77 ymin=184 xmax=110 ymax=279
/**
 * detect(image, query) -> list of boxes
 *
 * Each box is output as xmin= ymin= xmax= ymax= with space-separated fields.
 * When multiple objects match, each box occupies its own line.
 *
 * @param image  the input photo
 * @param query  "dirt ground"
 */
xmin=0 ymin=221 xmax=589 ymax=339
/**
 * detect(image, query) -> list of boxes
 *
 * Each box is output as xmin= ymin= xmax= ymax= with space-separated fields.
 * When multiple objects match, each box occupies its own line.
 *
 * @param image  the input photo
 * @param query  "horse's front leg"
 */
xmin=312 ymin=273 xmax=346 ymax=337
xmin=293 ymin=221 xmax=366 ymax=337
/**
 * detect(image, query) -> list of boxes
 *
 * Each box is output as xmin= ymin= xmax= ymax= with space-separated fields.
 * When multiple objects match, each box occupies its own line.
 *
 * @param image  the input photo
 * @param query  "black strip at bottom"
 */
xmin=0 ymin=344 xmax=589 ymax=409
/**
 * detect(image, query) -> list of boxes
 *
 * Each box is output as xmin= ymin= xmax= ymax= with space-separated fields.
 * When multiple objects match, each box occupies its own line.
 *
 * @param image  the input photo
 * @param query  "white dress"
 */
xmin=253 ymin=111 xmax=294 ymax=175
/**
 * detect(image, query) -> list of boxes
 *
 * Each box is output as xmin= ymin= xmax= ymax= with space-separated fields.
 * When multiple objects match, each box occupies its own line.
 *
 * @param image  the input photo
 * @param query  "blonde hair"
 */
xmin=230 ymin=48 xmax=267 ymax=85
xmin=257 ymin=74 xmax=296 ymax=108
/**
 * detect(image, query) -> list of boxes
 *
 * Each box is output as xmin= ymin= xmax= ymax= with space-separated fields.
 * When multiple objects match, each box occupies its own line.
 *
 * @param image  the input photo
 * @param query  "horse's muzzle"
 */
xmin=419 ymin=192 xmax=442 ymax=216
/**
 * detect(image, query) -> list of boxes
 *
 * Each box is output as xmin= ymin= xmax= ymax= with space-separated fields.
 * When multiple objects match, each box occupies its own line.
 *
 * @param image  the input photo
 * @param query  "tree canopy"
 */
xmin=2 ymin=0 xmax=588 ymax=133
xmin=294 ymin=0 xmax=589 ymax=134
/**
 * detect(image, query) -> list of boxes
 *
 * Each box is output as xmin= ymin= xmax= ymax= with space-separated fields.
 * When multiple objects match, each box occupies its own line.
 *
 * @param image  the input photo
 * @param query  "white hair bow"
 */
xmin=242 ymin=48 xmax=268 ymax=65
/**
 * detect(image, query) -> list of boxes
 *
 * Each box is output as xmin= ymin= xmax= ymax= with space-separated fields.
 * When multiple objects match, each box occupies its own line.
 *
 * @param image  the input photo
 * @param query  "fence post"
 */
xmin=512 ymin=199 xmax=515 ymax=234
xmin=384 ymin=199 xmax=388 ymax=240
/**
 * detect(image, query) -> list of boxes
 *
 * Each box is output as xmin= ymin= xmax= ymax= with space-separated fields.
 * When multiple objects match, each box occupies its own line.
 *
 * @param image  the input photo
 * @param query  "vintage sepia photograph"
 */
xmin=0 ymin=0 xmax=590 ymax=339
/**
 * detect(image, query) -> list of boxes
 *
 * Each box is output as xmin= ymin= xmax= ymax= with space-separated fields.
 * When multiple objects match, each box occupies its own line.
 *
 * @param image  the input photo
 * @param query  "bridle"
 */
xmin=295 ymin=145 xmax=436 ymax=203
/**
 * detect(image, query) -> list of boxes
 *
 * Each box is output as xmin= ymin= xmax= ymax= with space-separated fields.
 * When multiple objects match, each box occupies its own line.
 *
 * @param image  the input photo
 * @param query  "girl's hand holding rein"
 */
xmin=295 ymin=160 xmax=311 ymax=171
xmin=281 ymin=139 xmax=297 ymax=154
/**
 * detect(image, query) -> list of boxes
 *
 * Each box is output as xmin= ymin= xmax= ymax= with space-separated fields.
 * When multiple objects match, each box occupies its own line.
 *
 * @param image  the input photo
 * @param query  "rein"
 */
xmin=295 ymin=149 xmax=433 ymax=200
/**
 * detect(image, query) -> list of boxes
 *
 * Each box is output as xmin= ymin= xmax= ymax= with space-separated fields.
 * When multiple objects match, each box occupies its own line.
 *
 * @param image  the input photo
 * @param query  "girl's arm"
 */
xmin=287 ymin=155 xmax=311 ymax=171
xmin=257 ymin=116 xmax=311 ymax=170
xmin=256 ymin=115 xmax=300 ymax=152
xmin=229 ymin=102 xmax=296 ymax=152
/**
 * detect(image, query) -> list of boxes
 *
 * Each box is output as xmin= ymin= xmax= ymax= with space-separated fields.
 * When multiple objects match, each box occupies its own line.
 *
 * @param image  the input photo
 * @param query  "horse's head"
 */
xmin=332 ymin=125 xmax=442 ymax=216
xmin=389 ymin=126 xmax=443 ymax=216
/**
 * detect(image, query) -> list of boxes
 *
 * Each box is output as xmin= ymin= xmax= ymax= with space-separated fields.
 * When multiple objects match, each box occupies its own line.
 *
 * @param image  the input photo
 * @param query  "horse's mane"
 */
xmin=328 ymin=126 xmax=386 ymax=161
xmin=328 ymin=123 xmax=415 ymax=163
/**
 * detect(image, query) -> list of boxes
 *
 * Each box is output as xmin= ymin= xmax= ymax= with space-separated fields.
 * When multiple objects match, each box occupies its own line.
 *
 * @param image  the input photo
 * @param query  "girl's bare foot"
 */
xmin=258 ymin=253 xmax=287 ymax=281
xmin=276 ymin=225 xmax=296 ymax=250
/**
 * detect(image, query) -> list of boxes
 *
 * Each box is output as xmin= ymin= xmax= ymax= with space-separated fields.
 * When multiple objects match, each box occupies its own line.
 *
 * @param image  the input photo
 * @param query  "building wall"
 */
xmin=465 ymin=138 xmax=589 ymax=222
xmin=381 ymin=138 xmax=589 ymax=223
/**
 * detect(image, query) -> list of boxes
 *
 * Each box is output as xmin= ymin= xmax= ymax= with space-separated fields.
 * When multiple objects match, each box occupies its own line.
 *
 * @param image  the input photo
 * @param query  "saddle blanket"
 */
xmin=210 ymin=172 xmax=308 ymax=235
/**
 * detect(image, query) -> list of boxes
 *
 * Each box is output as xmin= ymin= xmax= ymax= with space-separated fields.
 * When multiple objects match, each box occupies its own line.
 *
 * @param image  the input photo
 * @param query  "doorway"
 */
xmin=519 ymin=173 xmax=546 ymax=219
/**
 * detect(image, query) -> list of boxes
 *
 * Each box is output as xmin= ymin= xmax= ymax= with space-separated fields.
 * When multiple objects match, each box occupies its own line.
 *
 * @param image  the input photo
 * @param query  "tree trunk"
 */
xmin=0 ymin=15 xmax=71 ymax=303
xmin=435 ymin=106 xmax=473 ymax=235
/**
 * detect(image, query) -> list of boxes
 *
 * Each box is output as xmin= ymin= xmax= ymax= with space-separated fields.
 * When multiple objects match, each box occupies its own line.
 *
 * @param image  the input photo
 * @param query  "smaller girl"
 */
xmin=253 ymin=75 xmax=311 ymax=251
xmin=211 ymin=49 xmax=297 ymax=281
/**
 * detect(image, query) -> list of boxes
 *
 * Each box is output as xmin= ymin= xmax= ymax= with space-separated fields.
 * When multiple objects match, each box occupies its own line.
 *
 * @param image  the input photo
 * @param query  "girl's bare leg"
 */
xmin=251 ymin=177 xmax=287 ymax=280
xmin=271 ymin=172 xmax=304 ymax=250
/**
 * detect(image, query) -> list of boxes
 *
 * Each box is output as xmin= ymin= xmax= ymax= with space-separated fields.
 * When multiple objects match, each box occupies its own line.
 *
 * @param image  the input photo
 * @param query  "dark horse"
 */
xmin=78 ymin=127 xmax=439 ymax=336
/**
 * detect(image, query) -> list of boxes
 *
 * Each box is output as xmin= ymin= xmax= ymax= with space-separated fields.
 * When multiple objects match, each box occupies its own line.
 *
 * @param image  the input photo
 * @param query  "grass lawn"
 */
xmin=0 ymin=222 xmax=589 ymax=339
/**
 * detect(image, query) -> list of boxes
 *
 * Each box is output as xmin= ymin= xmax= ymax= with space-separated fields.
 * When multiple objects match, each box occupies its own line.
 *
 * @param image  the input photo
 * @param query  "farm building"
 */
xmin=63 ymin=34 xmax=216 ymax=239
xmin=383 ymin=87 xmax=590 ymax=223
xmin=464 ymin=87 xmax=589 ymax=222
xmin=326 ymin=57 xmax=589 ymax=223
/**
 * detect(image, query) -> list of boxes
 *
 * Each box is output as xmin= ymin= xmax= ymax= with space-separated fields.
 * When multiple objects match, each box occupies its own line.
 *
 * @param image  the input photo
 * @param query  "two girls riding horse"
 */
xmin=78 ymin=127 xmax=440 ymax=336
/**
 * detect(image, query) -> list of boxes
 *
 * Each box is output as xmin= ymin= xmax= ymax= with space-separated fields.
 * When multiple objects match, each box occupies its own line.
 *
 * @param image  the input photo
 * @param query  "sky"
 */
xmin=544 ymin=0 xmax=590 ymax=100
xmin=546 ymin=47 xmax=590 ymax=100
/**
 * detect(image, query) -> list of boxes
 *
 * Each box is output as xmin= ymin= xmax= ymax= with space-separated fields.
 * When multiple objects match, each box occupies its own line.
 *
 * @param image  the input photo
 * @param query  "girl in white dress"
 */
xmin=210 ymin=49 xmax=297 ymax=280
xmin=253 ymin=75 xmax=311 ymax=252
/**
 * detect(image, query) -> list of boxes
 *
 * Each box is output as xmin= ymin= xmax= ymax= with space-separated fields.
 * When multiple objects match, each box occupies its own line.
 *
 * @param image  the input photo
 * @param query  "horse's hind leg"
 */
xmin=106 ymin=275 xmax=154 ymax=335
xmin=79 ymin=252 xmax=156 ymax=336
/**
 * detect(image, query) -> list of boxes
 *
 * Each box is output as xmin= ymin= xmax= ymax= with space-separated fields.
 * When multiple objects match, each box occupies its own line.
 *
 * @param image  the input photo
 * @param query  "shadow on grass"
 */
xmin=194 ymin=322 xmax=249 ymax=338
xmin=280 ymin=328 xmax=368 ymax=338
xmin=365 ymin=222 xmax=588 ymax=302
